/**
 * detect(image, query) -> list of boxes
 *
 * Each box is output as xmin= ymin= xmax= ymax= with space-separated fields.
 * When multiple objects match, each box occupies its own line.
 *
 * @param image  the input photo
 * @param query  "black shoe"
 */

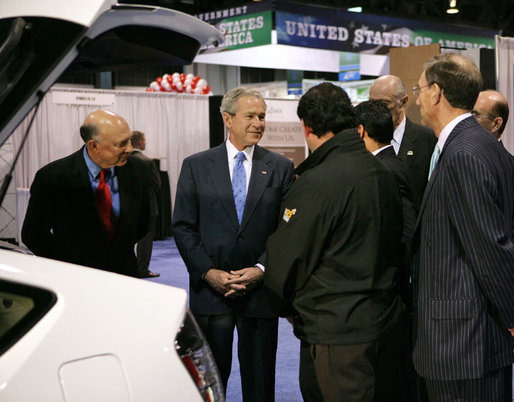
xmin=141 ymin=270 xmax=160 ymax=278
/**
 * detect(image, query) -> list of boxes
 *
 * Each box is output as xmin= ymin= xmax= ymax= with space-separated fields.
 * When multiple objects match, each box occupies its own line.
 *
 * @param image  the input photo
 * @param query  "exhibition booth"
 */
xmin=2 ymin=0 xmax=514 ymax=244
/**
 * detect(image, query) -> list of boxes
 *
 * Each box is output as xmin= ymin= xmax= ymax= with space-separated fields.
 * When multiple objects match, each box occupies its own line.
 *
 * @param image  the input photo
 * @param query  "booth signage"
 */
xmin=276 ymin=1 xmax=496 ymax=53
xmin=196 ymin=1 xmax=273 ymax=52
xmin=259 ymin=99 xmax=307 ymax=167
xmin=52 ymin=91 xmax=115 ymax=106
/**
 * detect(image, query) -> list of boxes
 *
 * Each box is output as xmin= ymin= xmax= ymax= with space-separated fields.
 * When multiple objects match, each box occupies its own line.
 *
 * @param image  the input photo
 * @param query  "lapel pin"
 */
xmin=261 ymin=171 xmax=268 ymax=175
xmin=407 ymin=150 xmax=414 ymax=155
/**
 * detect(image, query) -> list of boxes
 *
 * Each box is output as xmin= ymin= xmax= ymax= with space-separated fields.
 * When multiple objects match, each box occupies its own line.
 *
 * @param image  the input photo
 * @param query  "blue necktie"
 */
xmin=428 ymin=144 xmax=440 ymax=180
xmin=232 ymin=152 xmax=247 ymax=224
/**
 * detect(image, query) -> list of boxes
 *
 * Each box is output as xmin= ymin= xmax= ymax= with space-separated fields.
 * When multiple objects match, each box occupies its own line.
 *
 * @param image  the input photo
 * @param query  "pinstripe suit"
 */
xmin=412 ymin=116 xmax=514 ymax=396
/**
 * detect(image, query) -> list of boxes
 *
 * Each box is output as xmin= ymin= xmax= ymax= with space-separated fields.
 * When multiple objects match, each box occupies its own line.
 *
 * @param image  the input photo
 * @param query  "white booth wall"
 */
xmin=12 ymin=87 xmax=211 ymax=244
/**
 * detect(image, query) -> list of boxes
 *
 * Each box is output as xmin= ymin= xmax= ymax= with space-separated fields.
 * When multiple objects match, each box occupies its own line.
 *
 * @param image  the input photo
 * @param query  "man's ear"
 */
xmin=357 ymin=124 xmax=366 ymax=139
xmin=492 ymin=116 xmax=503 ymax=133
xmin=432 ymin=83 xmax=442 ymax=105
xmin=301 ymin=119 xmax=313 ymax=138
xmin=399 ymin=95 xmax=408 ymax=109
xmin=222 ymin=112 xmax=232 ymax=128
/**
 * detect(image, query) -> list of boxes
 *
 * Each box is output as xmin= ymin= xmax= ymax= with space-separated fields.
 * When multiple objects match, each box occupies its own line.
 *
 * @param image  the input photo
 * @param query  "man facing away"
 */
xmin=172 ymin=87 xmax=295 ymax=401
xmin=22 ymin=110 xmax=150 ymax=277
xmin=264 ymin=83 xmax=405 ymax=402
xmin=131 ymin=130 xmax=161 ymax=278
xmin=370 ymin=74 xmax=436 ymax=210
xmin=412 ymin=53 xmax=514 ymax=401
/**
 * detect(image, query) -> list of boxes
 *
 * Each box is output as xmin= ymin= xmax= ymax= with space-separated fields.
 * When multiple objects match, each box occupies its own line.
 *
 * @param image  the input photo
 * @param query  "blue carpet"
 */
xmin=148 ymin=237 xmax=302 ymax=402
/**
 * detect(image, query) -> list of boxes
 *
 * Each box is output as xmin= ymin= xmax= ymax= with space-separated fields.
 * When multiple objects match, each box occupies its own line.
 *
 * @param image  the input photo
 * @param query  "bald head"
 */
xmin=473 ymin=90 xmax=509 ymax=139
xmin=81 ymin=110 xmax=133 ymax=168
xmin=369 ymin=75 xmax=408 ymax=129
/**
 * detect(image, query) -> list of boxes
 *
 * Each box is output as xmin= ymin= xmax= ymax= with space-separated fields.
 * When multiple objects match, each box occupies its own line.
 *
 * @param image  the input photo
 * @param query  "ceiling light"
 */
xmin=347 ymin=6 xmax=362 ymax=12
xmin=446 ymin=0 xmax=459 ymax=14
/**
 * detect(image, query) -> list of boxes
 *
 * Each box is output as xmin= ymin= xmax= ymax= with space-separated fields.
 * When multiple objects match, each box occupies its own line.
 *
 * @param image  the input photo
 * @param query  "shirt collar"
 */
xmin=226 ymin=139 xmax=254 ymax=162
xmin=437 ymin=113 xmax=471 ymax=152
xmin=393 ymin=115 xmax=406 ymax=145
xmin=372 ymin=144 xmax=393 ymax=156
xmin=82 ymin=146 xmax=114 ymax=180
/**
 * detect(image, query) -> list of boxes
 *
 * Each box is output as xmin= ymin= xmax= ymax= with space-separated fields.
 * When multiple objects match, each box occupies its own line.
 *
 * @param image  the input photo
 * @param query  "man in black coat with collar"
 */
xmin=264 ymin=83 xmax=405 ymax=402
xmin=22 ymin=110 xmax=150 ymax=277
xmin=172 ymin=87 xmax=294 ymax=401
xmin=370 ymin=74 xmax=437 ymax=210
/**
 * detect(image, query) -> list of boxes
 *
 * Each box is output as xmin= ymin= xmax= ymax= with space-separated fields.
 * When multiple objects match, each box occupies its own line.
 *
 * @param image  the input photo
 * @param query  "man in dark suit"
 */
xmin=22 ymin=110 xmax=150 ymax=277
xmin=370 ymin=74 xmax=437 ymax=209
xmin=412 ymin=53 xmax=514 ymax=401
xmin=264 ymin=83 xmax=405 ymax=402
xmin=172 ymin=87 xmax=295 ymax=401
xmin=131 ymin=130 xmax=161 ymax=278
xmin=473 ymin=89 xmax=509 ymax=142
xmin=356 ymin=99 xmax=418 ymax=402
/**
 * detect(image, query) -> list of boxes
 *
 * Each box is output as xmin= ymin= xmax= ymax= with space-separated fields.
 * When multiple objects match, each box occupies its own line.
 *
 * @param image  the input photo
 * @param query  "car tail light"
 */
xmin=175 ymin=311 xmax=224 ymax=402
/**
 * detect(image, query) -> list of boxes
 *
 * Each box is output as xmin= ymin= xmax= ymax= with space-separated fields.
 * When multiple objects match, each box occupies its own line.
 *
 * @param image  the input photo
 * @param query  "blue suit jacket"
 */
xmin=172 ymin=143 xmax=295 ymax=318
xmin=412 ymin=116 xmax=514 ymax=380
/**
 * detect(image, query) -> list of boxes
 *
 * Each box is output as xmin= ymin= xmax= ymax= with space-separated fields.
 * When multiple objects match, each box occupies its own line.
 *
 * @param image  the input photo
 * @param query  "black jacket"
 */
xmin=265 ymin=129 xmax=405 ymax=345
xmin=22 ymin=148 xmax=150 ymax=277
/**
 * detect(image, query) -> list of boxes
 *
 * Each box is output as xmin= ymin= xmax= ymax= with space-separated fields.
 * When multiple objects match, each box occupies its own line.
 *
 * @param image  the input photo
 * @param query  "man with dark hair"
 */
xmin=22 ymin=110 xmax=150 ymax=277
xmin=173 ymin=87 xmax=294 ymax=401
xmin=131 ymin=130 xmax=161 ymax=278
xmin=264 ymin=83 xmax=405 ymax=401
xmin=473 ymin=89 xmax=510 ymax=141
xmin=413 ymin=53 xmax=514 ymax=401
xmin=356 ymin=100 xmax=416 ymax=297
xmin=370 ymin=75 xmax=436 ymax=210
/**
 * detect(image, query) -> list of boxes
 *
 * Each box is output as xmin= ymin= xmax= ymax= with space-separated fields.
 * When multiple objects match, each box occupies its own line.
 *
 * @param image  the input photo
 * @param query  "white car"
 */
xmin=0 ymin=1 xmax=224 ymax=401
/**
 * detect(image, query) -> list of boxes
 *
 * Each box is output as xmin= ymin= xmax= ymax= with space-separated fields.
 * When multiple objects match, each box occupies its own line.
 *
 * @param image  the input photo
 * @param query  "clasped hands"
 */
xmin=204 ymin=267 xmax=264 ymax=298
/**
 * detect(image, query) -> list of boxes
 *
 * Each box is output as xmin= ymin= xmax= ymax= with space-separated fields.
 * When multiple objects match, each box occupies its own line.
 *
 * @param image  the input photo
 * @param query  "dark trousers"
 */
xmin=136 ymin=216 xmax=156 ymax=276
xmin=300 ymin=318 xmax=405 ymax=402
xmin=194 ymin=312 xmax=278 ymax=402
xmin=425 ymin=365 xmax=512 ymax=402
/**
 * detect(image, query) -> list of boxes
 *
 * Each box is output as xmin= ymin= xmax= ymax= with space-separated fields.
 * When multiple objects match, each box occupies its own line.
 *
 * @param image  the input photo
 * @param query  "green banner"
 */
xmin=214 ymin=10 xmax=272 ymax=51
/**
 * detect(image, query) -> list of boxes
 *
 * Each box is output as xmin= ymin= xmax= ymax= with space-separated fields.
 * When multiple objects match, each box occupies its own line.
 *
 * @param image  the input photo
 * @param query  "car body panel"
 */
xmin=0 ymin=251 xmax=202 ymax=401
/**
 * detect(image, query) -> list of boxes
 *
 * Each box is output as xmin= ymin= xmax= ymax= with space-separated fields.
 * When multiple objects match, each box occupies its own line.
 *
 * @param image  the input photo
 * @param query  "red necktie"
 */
xmin=96 ymin=169 xmax=114 ymax=239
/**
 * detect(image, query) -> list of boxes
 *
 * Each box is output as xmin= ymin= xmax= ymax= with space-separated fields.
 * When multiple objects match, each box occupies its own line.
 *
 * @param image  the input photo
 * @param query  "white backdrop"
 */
xmin=495 ymin=35 xmax=514 ymax=155
xmin=12 ymin=87 xmax=210 ymax=242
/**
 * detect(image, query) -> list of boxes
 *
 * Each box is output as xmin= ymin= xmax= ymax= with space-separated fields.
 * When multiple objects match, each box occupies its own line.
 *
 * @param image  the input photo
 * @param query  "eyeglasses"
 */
xmin=471 ymin=110 xmax=496 ymax=121
xmin=412 ymin=84 xmax=432 ymax=98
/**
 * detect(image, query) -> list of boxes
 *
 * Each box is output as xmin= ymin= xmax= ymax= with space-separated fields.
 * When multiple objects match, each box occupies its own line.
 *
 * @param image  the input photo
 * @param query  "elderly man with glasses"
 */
xmin=370 ymin=75 xmax=436 ymax=210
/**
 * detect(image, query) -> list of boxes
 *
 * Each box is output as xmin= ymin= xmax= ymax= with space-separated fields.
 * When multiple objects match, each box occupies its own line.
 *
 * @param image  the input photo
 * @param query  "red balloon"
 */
xmin=202 ymin=85 xmax=211 ymax=94
xmin=166 ymin=75 xmax=174 ymax=84
xmin=179 ymin=73 xmax=186 ymax=85
xmin=171 ymin=84 xmax=178 ymax=92
xmin=156 ymin=77 xmax=162 ymax=84
xmin=145 ymin=87 xmax=156 ymax=92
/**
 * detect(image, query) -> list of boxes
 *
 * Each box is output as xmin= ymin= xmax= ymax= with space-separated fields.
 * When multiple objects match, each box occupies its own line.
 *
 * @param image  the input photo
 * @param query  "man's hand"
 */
xmin=224 ymin=267 xmax=264 ymax=298
xmin=203 ymin=269 xmax=239 ymax=296
xmin=509 ymin=328 xmax=514 ymax=337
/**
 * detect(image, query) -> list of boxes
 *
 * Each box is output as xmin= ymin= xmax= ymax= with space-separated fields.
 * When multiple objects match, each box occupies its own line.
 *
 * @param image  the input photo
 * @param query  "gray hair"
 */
xmin=220 ymin=87 xmax=266 ymax=115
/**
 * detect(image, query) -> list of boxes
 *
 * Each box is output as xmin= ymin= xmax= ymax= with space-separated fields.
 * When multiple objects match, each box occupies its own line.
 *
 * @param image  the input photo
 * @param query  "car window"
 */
xmin=0 ymin=279 xmax=56 ymax=355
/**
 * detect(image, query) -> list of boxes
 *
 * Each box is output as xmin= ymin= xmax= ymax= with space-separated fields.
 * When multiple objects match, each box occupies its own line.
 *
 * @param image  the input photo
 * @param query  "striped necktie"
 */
xmin=232 ymin=152 xmax=247 ymax=224
xmin=428 ymin=144 xmax=440 ymax=180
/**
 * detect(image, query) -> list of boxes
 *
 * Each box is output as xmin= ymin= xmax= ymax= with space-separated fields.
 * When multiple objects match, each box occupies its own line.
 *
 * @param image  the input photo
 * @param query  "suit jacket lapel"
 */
xmin=399 ymin=119 xmax=416 ymax=162
xmin=239 ymin=146 xmax=272 ymax=233
xmin=207 ymin=144 xmax=240 ymax=228
xmin=71 ymin=149 xmax=109 ymax=240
